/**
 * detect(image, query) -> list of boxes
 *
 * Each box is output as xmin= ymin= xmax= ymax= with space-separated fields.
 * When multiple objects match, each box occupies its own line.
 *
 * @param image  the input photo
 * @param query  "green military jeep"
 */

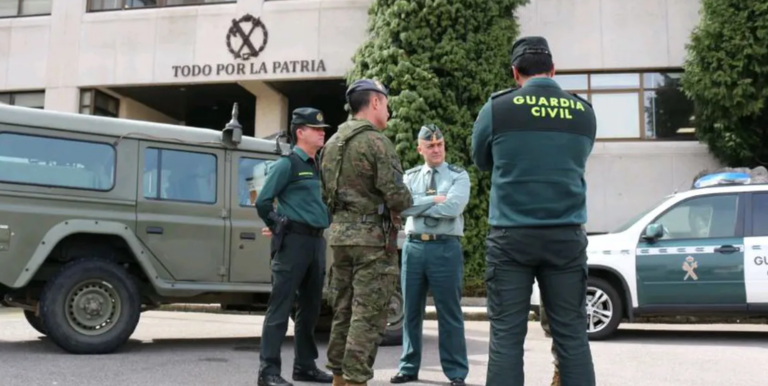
xmin=0 ymin=103 xmax=405 ymax=354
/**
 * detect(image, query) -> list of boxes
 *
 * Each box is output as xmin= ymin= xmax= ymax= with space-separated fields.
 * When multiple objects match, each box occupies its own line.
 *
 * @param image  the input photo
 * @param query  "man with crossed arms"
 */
xmin=390 ymin=124 xmax=470 ymax=386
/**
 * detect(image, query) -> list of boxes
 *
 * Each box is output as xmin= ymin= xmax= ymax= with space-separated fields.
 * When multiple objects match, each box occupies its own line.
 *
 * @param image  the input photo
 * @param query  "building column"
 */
xmin=43 ymin=0 xmax=87 ymax=113
xmin=238 ymin=81 xmax=288 ymax=138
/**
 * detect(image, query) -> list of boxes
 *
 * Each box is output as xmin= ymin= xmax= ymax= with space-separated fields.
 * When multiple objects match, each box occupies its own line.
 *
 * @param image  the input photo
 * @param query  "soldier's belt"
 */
xmin=407 ymin=233 xmax=459 ymax=242
xmin=332 ymin=212 xmax=383 ymax=223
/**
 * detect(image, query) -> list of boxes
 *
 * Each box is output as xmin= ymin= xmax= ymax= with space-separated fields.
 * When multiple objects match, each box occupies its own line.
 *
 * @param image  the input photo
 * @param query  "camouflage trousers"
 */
xmin=540 ymin=300 xmax=560 ymax=386
xmin=326 ymin=245 xmax=399 ymax=384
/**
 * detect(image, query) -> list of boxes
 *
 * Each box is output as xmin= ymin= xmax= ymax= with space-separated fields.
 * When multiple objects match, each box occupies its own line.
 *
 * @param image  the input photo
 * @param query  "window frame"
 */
xmin=0 ymin=0 xmax=53 ymax=18
xmin=553 ymin=70 xmax=695 ymax=142
xmin=0 ymin=130 xmax=117 ymax=192
xmin=79 ymin=89 xmax=120 ymax=118
xmin=744 ymin=191 xmax=768 ymax=238
xmin=644 ymin=192 xmax=746 ymax=243
xmin=0 ymin=90 xmax=45 ymax=109
xmin=236 ymin=156 xmax=276 ymax=208
xmin=86 ymin=0 xmax=236 ymax=13
xmin=142 ymin=146 xmax=219 ymax=205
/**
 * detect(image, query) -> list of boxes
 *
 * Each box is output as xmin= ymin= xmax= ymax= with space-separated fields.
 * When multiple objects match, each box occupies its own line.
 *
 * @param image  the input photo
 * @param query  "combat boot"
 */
xmin=332 ymin=375 xmax=346 ymax=386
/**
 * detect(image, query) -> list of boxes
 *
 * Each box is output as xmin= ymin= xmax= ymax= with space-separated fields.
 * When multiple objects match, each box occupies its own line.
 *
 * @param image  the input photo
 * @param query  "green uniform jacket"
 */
xmin=320 ymin=118 xmax=413 ymax=246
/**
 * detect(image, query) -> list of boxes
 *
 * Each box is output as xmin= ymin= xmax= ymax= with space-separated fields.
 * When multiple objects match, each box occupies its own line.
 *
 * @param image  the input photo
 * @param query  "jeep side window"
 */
xmin=238 ymin=157 xmax=274 ymax=207
xmin=143 ymin=147 xmax=217 ymax=204
xmin=0 ymin=131 xmax=115 ymax=191
xmin=752 ymin=193 xmax=768 ymax=237
xmin=653 ymin=194 xmax=739 ymax=240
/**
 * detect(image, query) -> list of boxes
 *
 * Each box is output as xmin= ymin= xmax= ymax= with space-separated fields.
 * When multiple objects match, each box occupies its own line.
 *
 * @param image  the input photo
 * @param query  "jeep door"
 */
xmin=635 ymin=192 xmax=748 ymax=310
xmin=227 ymin=151 xmax=277 ymax=283
xmin=744 ymin=191 xmax=768 ymax=311
xmin=136 ymin=142 xmax=226 ymax=282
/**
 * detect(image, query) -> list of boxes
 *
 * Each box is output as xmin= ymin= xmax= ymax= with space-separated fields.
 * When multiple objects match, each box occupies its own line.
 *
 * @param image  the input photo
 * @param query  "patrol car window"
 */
xmin=0 ymin=132 xmax=115 ymax=191
xmin=653 ymin=194 xmax=739 ymax=240
xmin=143 ymin=147 xmax=217 ymax=204
xmin=238 ymin=157 xmax=273 ymax=207
xmin=752 ymin=193 xmax=768 ymax=237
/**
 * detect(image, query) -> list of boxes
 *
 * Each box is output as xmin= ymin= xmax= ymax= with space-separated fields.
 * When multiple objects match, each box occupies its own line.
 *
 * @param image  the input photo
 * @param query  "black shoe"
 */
xmin=390 ymin=373 xmax=418 ymax=383
xmin=450 ymin=378 xmax=466 ymax=386
xmin=292 ymin=367 xmax=333 ymax=383
xmin=258 ymin=374 xmax=293 ymax=386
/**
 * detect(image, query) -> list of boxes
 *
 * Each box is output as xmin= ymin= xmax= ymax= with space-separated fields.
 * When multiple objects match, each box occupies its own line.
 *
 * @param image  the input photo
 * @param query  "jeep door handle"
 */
xmin=714 ymin=245 xmax=739 ymax=254
xmin=240 ymin=232 xmax=256 ymax=240
xmin=146 ymin=226 xmax=164 ymax=235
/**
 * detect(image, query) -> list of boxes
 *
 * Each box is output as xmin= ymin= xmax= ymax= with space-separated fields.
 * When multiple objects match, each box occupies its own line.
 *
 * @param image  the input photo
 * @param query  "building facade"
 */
xmin=0 ymin=0 xmax=721 ymax=232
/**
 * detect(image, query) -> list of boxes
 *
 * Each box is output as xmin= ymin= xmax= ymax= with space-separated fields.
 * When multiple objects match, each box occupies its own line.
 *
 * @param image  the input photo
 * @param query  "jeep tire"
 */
xmin=23 ymin=310 xmax=46 ymax=335
xmin=39 ymin=258 xmax=142 ymax=354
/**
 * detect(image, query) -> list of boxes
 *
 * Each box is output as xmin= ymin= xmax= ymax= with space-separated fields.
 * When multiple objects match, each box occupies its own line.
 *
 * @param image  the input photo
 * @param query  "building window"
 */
xmin=80 ymin=89 xmax=120 ymax=118
xmin=0 ymin=132 xmax=116 ymax=191
xmin=0 ymin=0 xmax=52 ymax=18
xmin=87 ymin=0 xmax=235 ymax=12
xmin=0 ymin=91 xmax=45 ymax=109
xmin=552 ymin=71 xmax=696 ymax=141
xmin=143 ymin=147 xmax=218 ymax=204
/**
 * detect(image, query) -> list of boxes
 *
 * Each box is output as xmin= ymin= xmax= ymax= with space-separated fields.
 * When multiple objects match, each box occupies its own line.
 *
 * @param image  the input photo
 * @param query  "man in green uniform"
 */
xmin=320 ymin=79 xmax=414 ymax=386
xmin=470 ymin=36 xmax=597 ymax=386
xmin=390 ymin=124 xmax=470 ymax=386
xmin=255 ymin=107 xmax=335 ymax=386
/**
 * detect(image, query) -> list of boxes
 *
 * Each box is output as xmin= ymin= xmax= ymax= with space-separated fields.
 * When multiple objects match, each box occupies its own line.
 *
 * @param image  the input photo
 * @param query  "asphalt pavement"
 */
xmin=1 ymin=307 xmax=766 ymax=386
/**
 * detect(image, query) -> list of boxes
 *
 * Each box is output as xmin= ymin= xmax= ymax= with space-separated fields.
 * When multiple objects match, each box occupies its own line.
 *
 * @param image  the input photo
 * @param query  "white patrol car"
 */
xmin=530 ymin=176 xmax=768 ymax=340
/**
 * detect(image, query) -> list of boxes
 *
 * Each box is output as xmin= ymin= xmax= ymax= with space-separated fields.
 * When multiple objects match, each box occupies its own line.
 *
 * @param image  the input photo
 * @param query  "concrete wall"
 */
xmin=0 ymin=0 xmax=721 ymax=233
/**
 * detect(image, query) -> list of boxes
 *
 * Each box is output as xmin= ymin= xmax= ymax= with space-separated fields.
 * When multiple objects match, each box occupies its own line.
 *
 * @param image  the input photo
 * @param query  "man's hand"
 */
xmin=433 ymin=195 xmax=447 ymax=204
xmin=261 ymin=227 xmax=273 ymax=237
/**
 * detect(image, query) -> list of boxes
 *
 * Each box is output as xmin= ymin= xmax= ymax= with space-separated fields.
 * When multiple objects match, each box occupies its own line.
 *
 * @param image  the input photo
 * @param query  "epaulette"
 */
xmin=447 ymin=164 xmax=465 ymax=174
xmin=491 ymin=87 xmax=520 ymax=99
xmin=405 ymin=166 xmax=421 ymax=175
xmin=570 ymin=92 xmax=592 ymax=108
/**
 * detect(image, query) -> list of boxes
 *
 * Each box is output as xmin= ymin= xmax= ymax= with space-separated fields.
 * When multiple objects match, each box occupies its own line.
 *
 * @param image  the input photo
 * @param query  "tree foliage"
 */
xmin=346 ymin=0 xmax=529 ymax=294
xmin=681 ymin=0 xmax=768 ymax=167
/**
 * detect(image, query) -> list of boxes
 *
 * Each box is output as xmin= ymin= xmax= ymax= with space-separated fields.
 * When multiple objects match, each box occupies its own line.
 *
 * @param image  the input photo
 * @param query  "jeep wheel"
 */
xmin=585 ymin=277 xmax=622 ymax=341
xmin=39 ymin=258 xmax=141 ymax=354
xmin=23 ymin=310 xmax=46 ymax=335
xmin=379 ymin=290 xmax=404 ymax=347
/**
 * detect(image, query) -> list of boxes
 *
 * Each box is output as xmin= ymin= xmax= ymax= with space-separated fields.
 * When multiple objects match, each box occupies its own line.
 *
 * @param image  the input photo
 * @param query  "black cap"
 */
xmin=345 ymin=79 xmax=389 ymax=101
xmin=418 ymin=124 xmax=444 ymax=142
xmin=510 ymin=36 xmax=551 ymax=66
xmin=291 ymin=107 xmax=330 ymax=128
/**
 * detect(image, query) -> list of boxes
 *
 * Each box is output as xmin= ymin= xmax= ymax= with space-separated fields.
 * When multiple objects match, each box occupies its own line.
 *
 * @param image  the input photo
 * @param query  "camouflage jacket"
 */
xmin=320 ymin=118 xmax=413 ymax=246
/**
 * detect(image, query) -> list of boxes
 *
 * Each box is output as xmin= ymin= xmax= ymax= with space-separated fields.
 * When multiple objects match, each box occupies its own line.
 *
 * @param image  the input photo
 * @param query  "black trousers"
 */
xmin=259 ymin=231 xmax=326 ymax=376
xmin=484 ymin=225 xmax=595 ymax=386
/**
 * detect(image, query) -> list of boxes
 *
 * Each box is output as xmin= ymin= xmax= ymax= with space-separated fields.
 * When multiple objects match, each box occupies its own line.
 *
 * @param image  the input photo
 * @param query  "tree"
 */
xmin=346 ymin=0 xmax=529 ymax=294
xmin=681 ymin=0 xmax=768 ymax=167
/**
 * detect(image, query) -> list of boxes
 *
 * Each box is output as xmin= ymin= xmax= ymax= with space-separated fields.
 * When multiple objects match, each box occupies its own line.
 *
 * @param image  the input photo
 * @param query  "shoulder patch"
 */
xmin=447 ymin=164 xmax=465 ymax=174
xmin=570 ymin=92 xmax=592 ymax=108
xmin=491 ymin=87 xmax=519 ymax=99
xmin=405 ymin=166 xmax=421 ymax=175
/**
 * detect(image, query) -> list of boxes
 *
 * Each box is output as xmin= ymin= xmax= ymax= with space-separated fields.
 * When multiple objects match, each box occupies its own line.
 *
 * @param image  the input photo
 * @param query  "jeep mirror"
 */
xmin=642 ymin=223 xmax=664 ymax=241
xmin=222 ymin=103 xmax=243 ymax=147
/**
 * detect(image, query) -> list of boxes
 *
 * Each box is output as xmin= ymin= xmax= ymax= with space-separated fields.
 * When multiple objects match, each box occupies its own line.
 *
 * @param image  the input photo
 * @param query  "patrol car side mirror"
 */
xmin=643 ymin=223 xmax=664 ymax=241
xmin=222 ymin=103 xmax=243 ymax=147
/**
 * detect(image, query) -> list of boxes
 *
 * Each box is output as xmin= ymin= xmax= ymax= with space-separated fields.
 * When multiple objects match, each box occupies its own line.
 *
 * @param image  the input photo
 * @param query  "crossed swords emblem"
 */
xmin=226 ymin=14 xmax=268 ymax=61
xmin=682 ymin=256 xmax=698 ymax=281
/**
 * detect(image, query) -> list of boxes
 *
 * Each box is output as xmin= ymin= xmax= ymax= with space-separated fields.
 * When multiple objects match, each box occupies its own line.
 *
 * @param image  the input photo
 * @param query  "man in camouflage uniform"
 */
xmin=319 ymin=79 xmax=414 ymax=386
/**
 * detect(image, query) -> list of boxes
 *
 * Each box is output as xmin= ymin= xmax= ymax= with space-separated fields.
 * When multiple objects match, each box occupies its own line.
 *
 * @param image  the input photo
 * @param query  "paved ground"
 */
xmin=1 ymin=307 xmax=766 ymax=386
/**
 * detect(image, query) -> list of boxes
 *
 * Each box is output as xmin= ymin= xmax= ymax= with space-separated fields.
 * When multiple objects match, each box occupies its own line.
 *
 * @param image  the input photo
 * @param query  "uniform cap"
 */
xmin=510 ymin=36 xmax=552 ymax=66
xmin=345 ymin=79 xmax=389 ymax=100
xmin=418 ymin=124 xmax=444 ymax=142
xmin=291 ymin=107 xmax=330 ymax=128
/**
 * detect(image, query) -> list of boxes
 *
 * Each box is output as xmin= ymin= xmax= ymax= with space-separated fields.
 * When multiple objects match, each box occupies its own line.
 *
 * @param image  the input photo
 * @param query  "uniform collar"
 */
xmin=292 ymin=146 xmax=313 ymax=162
xmin=421 ymin=161 xmax=448 ymax=174
xmin=522 ymin=77 xmax=561 ymax=89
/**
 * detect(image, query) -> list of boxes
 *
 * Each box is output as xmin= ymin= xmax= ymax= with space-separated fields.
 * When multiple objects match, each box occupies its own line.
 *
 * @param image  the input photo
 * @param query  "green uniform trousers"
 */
xmin=397 ymin=237 xmax=469 ymax=381
xmin=259 ymin=231 xmax=326 ymax=376
xmin=484 ymin=225 xmax=595 ymax=386
xmin=326 ymin=246 xmax=399 ymax=384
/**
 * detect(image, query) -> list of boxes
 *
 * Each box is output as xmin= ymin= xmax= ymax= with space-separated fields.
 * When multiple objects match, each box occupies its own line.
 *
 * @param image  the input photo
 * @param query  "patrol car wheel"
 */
xmin=23 ymin=310 xmax=46 ymax=335
xmin=39 ymin=258 xmax=142 ymax=354
xmin=585 ymin=277 xmax=622 ymax=341
xmin=379 ymin=290 xmax=404 ymax=347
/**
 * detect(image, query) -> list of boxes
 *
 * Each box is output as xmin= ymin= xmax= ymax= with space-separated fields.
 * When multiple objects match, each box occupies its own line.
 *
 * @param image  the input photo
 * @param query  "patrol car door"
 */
xmin=744 ymin=191 xmax=768 ymax=311
xmin=136 ymin=142 xmax=227 ymax=282
xmin=635 ymin=192 xmax=747 ymax=310
xmin=227 ymin=152 xmax=277 ymax=284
